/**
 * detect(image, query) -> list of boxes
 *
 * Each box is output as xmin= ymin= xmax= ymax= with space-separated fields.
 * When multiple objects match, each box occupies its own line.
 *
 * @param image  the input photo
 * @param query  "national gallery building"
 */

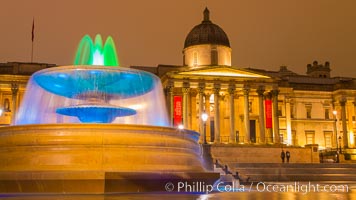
xmin=1 ymin=8 xmax=356 ymax=151
xmin=133 ymin=8 xmax=356 ymax=150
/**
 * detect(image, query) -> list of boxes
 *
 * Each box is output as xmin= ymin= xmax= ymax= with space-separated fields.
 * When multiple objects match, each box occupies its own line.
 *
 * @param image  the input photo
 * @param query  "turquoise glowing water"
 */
xmin=56 ymin=104 xmax=136 ymax=123
xmin=33 ymin=66 xmax=155 ymax=99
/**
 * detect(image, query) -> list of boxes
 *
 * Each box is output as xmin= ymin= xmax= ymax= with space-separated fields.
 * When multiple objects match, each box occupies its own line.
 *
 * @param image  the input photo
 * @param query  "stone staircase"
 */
xmin=227 ymin=163 xmax=356 ymax=183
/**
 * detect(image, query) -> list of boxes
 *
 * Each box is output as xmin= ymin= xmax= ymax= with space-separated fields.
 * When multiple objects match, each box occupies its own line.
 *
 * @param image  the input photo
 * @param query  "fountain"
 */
xmin=0 ymin=34 xmax=218 ymax=194
xmin=15 ymin=34 xmax=167 ymax=125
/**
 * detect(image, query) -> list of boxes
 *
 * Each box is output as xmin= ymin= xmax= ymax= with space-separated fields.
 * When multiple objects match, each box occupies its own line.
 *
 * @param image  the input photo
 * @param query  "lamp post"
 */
xmin=178 ymin=124 xmax=184 ymax=130
xmin=0 ymin=108 xmax=3 ymax=117
xmin=333 ymin=110 xmax=338 ymax=151
xmin=202 ymin=112 xmax=208 ymax=144
xmin=338 ymin=136 xmax=342 ymax=153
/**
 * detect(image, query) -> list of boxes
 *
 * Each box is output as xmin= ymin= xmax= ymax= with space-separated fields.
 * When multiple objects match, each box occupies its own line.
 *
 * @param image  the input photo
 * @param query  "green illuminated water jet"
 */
xmin=74 ymin=34 xmax=119 ymax=66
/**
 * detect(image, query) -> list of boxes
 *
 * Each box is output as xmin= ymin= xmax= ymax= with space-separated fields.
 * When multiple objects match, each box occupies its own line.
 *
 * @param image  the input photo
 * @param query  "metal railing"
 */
xmin=202 ymin=135 xmax=278 ymax=144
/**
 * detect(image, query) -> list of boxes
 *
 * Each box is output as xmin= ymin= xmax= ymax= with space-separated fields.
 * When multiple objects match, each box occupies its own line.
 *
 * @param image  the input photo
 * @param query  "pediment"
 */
xmin=177 ymin=67 xmax=270 ymax=79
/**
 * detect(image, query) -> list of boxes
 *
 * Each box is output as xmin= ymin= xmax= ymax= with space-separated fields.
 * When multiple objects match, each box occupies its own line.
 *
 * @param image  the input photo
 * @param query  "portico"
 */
xmin=163 ymin=66 xmax=281 ymax=144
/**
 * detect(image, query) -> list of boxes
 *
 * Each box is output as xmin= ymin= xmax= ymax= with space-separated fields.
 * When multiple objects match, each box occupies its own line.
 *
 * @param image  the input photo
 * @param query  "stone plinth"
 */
xmin=0 ymin=124 xmax=218 ymax=193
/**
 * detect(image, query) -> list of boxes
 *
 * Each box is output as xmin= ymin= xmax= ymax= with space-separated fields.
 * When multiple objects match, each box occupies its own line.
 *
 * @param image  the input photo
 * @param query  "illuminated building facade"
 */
xmin=0 ymin=8 xmax=356 ymax=152
xmin=133 ymin=8 xmax=356 ymax=150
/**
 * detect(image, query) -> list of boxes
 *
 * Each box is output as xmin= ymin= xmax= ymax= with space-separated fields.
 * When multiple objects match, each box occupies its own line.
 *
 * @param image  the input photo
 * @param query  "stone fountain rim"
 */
xmin=1 ymin=123 xmax=195 ymax=132
xmin=0 ymin=123 xmax=200 ymax=141
xmin=32 ymin=65 xmax=159 ymax=77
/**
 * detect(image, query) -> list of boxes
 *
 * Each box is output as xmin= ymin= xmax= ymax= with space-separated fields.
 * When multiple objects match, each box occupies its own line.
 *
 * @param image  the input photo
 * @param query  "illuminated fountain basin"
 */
xmin=15 ymin=65 xmax=169 ymax=125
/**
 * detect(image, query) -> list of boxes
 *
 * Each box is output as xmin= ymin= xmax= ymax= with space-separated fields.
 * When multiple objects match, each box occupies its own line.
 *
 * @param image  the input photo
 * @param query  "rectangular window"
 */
xmin=306 ymin=104 xmax=312 ymax=119
xmin=325 ymin=109 xmax=330 ymax=119
xmin=324 ymin=131 xmax=332 ymax=148
xmin=193 ymin=52 xmax=198 ymax=66
xmin=211 ymin=49 xmax=218 ymax=65
xmin=305 ymin=131 xmax=315 ymax=144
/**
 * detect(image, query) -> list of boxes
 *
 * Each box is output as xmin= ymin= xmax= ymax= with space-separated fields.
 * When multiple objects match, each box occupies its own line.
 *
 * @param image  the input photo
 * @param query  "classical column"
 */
xmin=213 ymin=84 xmax=221 ymax=143
xmin=285 ymin=97 xmax=292 ymax=145
xmin=332 ymin=101 xmax=338 ymax=148
xmin=190 ymin=90 xmax=197 ymax=130
xmin=166 ymin=84 xmax=174 ymax=126
xmin=353 ymin=101 xmax=356 ymax=148
xmin=257 ymin=87 xmax=265 ymax=143
xmin=198 ymin=83 xmax=205 ymax=142
xmin=346 ymin=101 xmax=354 ymax=148
xmin=228 ymin=84 xmax=236 ymax=143
xmin=182 ymin=82 xmax=190 ymax=129
xmin=354 ymin=101 xmax=356 ymax=119
xmin=11 ymin=83 xmax=19 ymax=122
xmin=272 ymin=89 xmax=280 ymax=143
xmin=243 ymin=87 xmax=250 ymax=143
xmin=205 ymin=93 xmax=211 ymax=142
xmin=340 ymin=98 xmax=348 ymax=148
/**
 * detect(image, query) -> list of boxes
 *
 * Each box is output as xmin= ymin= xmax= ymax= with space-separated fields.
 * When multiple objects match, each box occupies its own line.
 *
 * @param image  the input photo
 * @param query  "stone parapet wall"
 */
xmin=211 ymin=145 xmax=319 ymax=164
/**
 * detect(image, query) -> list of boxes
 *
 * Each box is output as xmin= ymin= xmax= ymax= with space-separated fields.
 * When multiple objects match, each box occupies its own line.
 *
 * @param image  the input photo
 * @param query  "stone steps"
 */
xmin=227 ymin=163 xmax=356 ymax=182
xmin=232 ymin=163 xmax=356 ymax=168
xmin=210 ymin=146 xmax=318 ymax=164
xmin=236 ymin=168 xmax=356 ymax=174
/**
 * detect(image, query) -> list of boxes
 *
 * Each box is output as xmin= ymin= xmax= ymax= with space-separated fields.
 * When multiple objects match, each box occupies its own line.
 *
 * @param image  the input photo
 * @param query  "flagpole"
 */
xmin=31 ymin=17 xmax=34 ymax=63
xmin=31 ymin=39 xmax=34 ymax=63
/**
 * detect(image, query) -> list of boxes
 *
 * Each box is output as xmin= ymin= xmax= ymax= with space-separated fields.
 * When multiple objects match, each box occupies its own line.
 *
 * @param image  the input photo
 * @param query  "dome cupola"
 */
xmin=183 ymin=8 xmax=232 ymax=67
xmin=184 ymin=8 xmax=230 ymax=48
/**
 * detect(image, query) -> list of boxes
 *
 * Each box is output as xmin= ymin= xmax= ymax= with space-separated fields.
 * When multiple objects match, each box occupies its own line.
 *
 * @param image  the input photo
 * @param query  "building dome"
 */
xmin=184 ymin=8 xmax=230 ymax=49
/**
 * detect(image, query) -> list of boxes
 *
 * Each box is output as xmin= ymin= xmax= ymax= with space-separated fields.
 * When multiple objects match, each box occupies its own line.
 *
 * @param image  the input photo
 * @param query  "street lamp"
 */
xmin=333 ymin=110 xmax=338 ymax=151
xmin=0 ymin=108 xmax=3 ymax=116
xmin=338 ymin=136 xmax=342 ymax=153
xmin=202 ymin=112 xmax=208 ymax=144
xmin=178 ymin=124 xmax=184 ymax=130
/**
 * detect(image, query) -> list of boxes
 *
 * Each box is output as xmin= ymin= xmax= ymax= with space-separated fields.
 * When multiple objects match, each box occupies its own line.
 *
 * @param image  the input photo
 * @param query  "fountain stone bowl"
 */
xmin=0 ymin=123 xmax=219 ymax=193
xmin=32 ymin=65 xmax=155 ymax=123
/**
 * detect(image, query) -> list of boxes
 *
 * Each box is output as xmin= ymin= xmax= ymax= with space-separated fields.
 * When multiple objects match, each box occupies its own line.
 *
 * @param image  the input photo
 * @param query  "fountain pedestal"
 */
xmin=0 ymin=124 xmax=219 ymax=193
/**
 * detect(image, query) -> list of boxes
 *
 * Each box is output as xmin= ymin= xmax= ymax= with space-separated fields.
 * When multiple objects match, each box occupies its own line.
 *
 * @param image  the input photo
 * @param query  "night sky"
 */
xmin=1 ymin=0 xmax=356 ymax=77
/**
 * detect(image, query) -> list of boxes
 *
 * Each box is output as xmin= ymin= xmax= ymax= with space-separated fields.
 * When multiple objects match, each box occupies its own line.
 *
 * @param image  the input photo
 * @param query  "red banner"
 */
xmin=265 ymin=100 xmax=273 ymax=128
xmin=173 ymin=96 xmax=182 ymax=126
